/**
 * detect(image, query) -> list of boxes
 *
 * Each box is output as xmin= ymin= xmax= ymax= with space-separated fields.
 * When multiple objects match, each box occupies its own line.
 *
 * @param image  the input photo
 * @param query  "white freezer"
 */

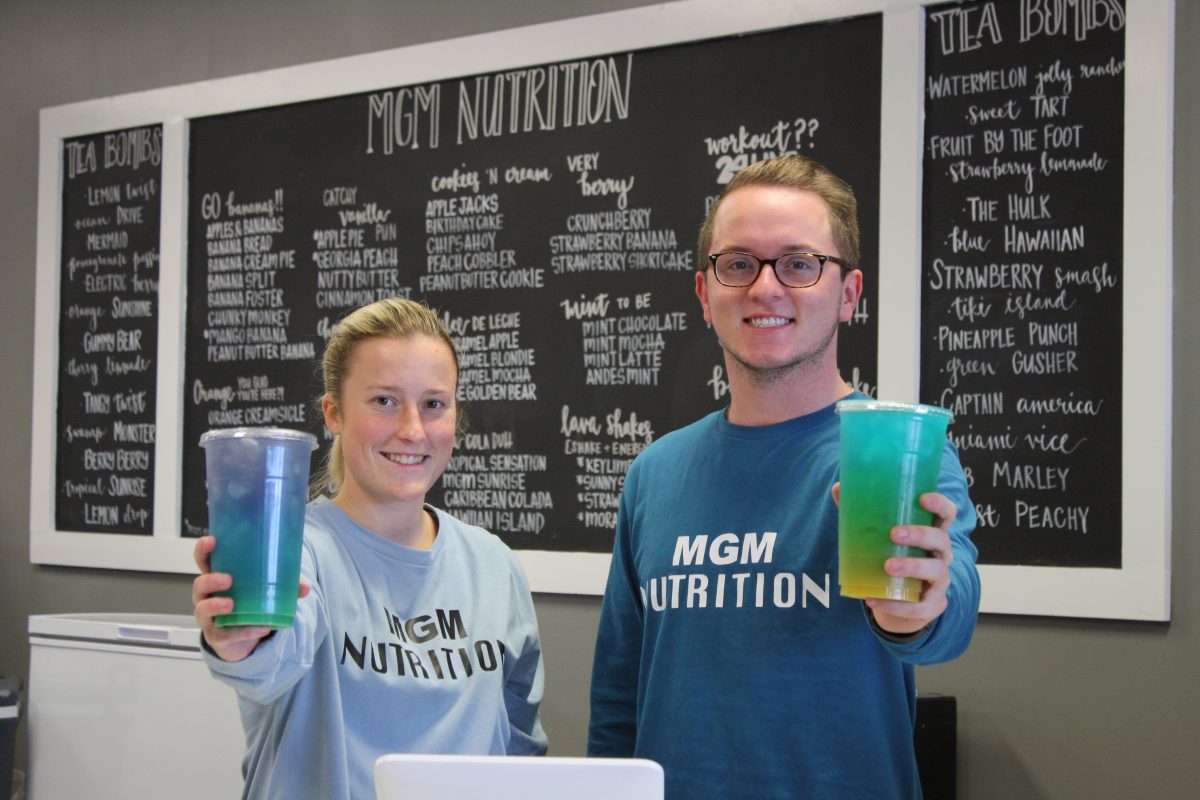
xmin=27 ymin=613 xmax=245 ymax=799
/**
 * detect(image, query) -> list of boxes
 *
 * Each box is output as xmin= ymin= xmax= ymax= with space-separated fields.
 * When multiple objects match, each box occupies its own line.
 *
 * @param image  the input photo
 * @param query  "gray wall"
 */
xmin=1 ymin=2 xmax=1195 ymax=797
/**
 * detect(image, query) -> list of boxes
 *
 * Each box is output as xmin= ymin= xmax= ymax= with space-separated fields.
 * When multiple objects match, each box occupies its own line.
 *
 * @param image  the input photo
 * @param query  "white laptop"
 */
xmin=374 ymin=754 xmax=664 ymax=800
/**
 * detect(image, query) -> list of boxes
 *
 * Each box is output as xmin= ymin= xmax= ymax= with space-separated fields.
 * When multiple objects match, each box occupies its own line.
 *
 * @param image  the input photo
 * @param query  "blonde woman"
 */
xmin=192 ymin=298 xmax=547 ymax=800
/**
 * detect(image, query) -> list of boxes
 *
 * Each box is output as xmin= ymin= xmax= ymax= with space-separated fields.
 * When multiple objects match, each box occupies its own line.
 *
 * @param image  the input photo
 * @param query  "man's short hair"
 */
xmin=697 ymin=154 xmax=861 ymax=270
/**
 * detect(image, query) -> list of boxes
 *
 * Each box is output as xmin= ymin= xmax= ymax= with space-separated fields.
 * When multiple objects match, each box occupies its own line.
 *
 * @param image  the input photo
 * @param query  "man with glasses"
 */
xmin=588 ymin=154 xmax=979 ymax=799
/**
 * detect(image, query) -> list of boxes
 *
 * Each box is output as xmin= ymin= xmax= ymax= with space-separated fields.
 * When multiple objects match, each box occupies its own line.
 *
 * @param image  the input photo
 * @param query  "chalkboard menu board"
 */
xmin=920 ymin=0 xmax=1125 ymax=568
xmin=180 ymin=14 xmax=883 ymax=551
xmin=31 ymin=0 xmax=1173 ymax=614
xmin=55 ymin=125 xmax=162 ymax=534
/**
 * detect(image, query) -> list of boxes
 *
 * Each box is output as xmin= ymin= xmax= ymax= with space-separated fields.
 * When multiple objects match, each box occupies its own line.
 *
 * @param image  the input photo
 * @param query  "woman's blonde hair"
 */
xmin=311 ymin=297 xmax=461 ymax=498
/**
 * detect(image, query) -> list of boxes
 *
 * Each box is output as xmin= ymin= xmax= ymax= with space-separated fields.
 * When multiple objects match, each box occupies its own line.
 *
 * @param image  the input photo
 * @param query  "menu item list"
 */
xmin=56 ymin=125 xmax=162 ymax=534
xmin=177 ymin=15 xmax=884 ymax=552
xmin=920 ymin=0 xmax=1126 ymax=567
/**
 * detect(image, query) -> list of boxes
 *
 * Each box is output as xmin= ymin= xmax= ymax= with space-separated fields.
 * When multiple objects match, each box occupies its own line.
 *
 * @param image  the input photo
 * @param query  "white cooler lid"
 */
xmin=28 ymin=612 xmax=201 ymax=649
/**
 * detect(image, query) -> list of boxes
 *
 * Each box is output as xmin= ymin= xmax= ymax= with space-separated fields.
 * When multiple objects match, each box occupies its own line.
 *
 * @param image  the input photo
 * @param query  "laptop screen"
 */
xmin=374 ymin=754 xmax=664 ymax=800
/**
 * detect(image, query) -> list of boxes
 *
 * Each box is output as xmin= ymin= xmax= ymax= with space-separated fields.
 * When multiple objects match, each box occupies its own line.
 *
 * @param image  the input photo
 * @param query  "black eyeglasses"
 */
xmin=707 ymin=251 xmax=853 ymax=289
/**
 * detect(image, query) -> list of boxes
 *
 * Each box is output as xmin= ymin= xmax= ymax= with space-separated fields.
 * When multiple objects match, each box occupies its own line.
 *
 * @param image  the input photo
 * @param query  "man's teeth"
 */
xmin=749 ymin=317 xmax=790 ymax=328
xmin=386 ymin=454 xmax=424 ymax=464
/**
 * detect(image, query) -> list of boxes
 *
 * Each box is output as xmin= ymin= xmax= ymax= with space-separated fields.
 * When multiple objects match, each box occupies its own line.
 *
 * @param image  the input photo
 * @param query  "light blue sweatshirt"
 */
xmin=204 ymin=496 xmax=547 ymax=800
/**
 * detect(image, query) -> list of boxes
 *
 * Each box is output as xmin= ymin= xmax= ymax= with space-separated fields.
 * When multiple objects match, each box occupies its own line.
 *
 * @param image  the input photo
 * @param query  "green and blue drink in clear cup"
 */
xmin=835 ymin=400 xmax=953 ymax=603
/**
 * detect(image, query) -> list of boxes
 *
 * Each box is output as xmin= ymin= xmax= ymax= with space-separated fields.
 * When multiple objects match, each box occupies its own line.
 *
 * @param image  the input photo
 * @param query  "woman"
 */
xmin=192 ymin=298 xmax=547 ymax=800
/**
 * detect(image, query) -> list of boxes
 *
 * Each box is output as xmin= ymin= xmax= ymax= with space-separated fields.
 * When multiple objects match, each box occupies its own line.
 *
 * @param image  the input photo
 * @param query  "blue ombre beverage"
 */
xmin=200 ymin=427 xmax=317 ymax=628
xmin=835 ymin=400 xmax=953 ymax=603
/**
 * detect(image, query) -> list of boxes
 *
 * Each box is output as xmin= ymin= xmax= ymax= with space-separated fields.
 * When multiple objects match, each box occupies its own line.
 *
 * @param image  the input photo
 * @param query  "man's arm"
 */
xmin=869 ymin=441 xmax=980 ymax=663
xmin=833 ymin=440 xmax=981 ymax=662
xmin=587 ymin=493 xmax=644 ymax=756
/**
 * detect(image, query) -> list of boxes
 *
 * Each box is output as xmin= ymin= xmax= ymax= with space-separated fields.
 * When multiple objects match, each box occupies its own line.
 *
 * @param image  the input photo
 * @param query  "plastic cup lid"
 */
xmin=199 ymin=427 xmax=318 ymax=450
xmin=835 ymin=398 xmax=953 ymax=421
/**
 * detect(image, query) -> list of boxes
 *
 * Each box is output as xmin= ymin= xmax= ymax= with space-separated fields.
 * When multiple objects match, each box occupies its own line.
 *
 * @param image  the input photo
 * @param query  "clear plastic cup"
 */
xmin=200 ymin=427 xmax=317 ymax=628
xmin=835 ymin=400 xmax=953 ymax=603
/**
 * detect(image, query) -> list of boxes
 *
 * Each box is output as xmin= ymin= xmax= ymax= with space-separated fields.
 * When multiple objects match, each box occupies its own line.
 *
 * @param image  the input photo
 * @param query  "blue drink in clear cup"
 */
xmin=200 ymin=427 xmax=317 ymax=628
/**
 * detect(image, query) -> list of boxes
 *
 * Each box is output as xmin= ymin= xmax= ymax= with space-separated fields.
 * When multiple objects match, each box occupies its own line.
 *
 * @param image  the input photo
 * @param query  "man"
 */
xmin=587 ymin=154 xmax=980 ymax=799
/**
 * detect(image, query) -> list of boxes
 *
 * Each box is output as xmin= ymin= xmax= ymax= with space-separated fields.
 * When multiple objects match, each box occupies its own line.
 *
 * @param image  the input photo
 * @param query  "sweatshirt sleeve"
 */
xmin=587 ymin=472 xmax=644 ymax=757
xmin=202 ymin=539 xmax=329 ymax=704
xmin=874 ymin=439 xmax=981 ymax=665
xmin=502 ymin=555 xmax=549 ymax=755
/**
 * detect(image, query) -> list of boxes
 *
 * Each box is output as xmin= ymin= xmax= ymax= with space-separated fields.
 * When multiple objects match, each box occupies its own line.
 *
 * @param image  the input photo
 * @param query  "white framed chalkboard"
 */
xmin=30 ymin=0 xmax=1173 ymax=620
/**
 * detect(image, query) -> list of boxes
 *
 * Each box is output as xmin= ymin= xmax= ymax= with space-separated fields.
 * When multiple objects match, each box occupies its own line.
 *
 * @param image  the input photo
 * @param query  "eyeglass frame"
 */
xmin=706 ymin=251 xmax=855 ymax=289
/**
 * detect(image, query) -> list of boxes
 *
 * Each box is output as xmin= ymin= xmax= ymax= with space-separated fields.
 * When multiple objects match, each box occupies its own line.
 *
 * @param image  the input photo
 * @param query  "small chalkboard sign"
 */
xmin=55 ymin=125 xmax=162 ymax=535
